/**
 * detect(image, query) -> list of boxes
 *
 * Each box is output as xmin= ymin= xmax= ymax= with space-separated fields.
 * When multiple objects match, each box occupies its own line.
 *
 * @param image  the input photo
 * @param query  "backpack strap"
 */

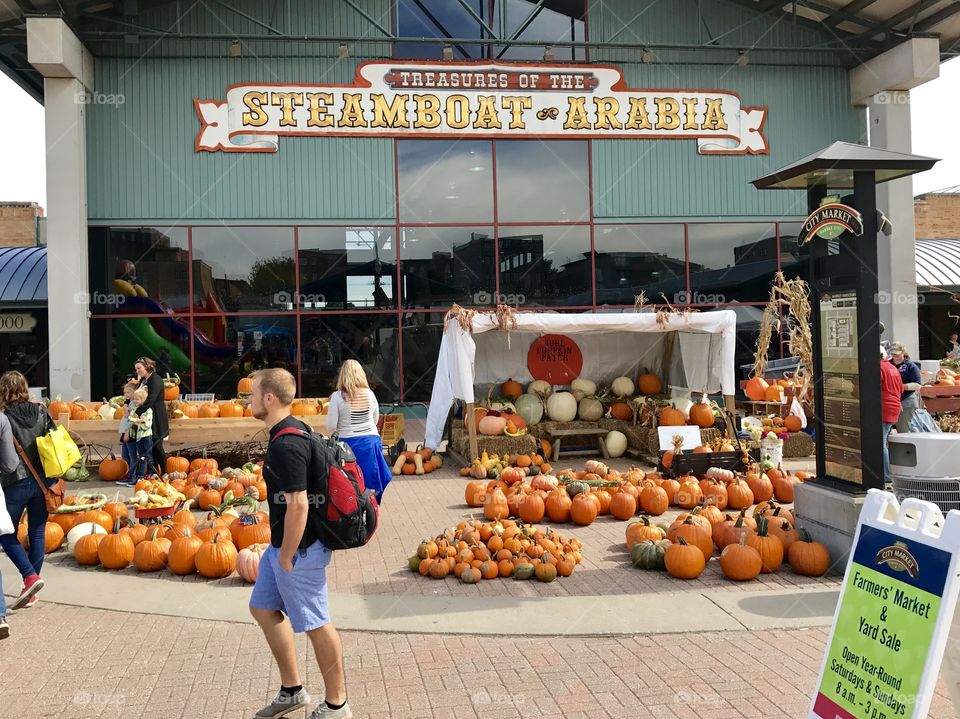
xmin=271 ymin=426 xmax=309 ymax=443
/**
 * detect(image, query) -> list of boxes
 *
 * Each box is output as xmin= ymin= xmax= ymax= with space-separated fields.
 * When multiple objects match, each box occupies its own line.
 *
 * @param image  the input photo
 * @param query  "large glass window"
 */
xmin=400 ymin=226 xmax=495 ymax=308
xmin=394 ymin=0 xmax=488 ymax=59
xmin=87 ymin=226 xmax=189 ymax=316
xmin=496 ymin=140 xmax=589 ymax=222
xmin=688 ymin=223 xmax=778 ymax=304
xmin=778 ymin=222 xmax=806 ymax=283
xmin=593 ymin=224 xmax=686 ymax=306
xmin=298 ymin=227 xmax=395 ymax=310
xmin=401 ymin=312 xmax=447 ymax=401
xmin=300 ymin=314 xmax=400 ymax=401
xmin=497 ymin=225 xmax=591 ymax=306
xmin=397 ymin=140 xmax=494 ymax=223
xmin=192 ymin=227 xmax=295 ymax=313
xmin=493 ymin=0 xmax=586 ymax=60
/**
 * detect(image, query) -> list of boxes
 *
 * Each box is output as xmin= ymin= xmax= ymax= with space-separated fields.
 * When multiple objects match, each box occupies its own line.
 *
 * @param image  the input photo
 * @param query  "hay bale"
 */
xmin=782 ymin=431 xmax=814 ymax=458
xmin=534 ymin=420 xmax=606 ymax=451
xmin=450 ymin=420 xmax=537 ymax=459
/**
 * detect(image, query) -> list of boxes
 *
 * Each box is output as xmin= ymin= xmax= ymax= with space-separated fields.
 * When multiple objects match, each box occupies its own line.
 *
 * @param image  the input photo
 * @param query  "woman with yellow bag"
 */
xmin=0 ymin=371 xmax=55 ymax=610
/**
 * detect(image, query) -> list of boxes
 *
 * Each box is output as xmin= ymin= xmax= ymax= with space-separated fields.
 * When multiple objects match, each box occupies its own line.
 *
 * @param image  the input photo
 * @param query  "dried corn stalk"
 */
xmin=655 ymin=293 xmax=698 ymax=329
xmin=753 ymin=272 xmax=813 ymax=403
xmin=938 ymin=413 xmax=960 ymax=433
xmin=443 ymin=303 xmax=517 ymax=335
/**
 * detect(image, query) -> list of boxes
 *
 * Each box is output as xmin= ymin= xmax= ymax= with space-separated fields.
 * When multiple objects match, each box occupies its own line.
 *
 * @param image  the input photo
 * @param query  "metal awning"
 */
xmin=917 ymin=239 xmax=960 ymax=287
xmin=751 ymin=141 xmax=939 ymax=190
xmin=0 ymin=247 xmax=47 ymax=307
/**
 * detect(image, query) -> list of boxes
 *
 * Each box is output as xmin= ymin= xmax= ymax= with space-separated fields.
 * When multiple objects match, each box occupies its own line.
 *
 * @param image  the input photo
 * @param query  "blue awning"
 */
xmin=0 ymin=247 xmax=46 ymax=306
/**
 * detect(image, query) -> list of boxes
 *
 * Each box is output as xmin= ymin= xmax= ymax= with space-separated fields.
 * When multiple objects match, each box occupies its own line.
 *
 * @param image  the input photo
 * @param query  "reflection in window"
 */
xmin=397 ymin=140 xmax=494 ymax=223
xmin=401 ymin=312 xmax=447 ymax=401
xmin=192 ymin=227 xmax=295 ymax=312
xmin=400 ymin=227 xmax=495 ymax=308
xmin=87 ymin=226 xmax=189 ymax=316
xmin=497 ymin=225 xmax=590 ymax=306
xmin=300 ymin=314 xmax=400 ymax=401
xmin=394 ymin=0 xmax=487 ymax=59
xmin=688 ymin=224 xmax=778 ymax=304
xmin=496 ymin=140 xmax=589 ymax=222
xmin=298 ymin=227 xmax=395 ymax=310
xmin=778 ymin=222 xmax=807 ymax=282
xmin=593 ymin=224 xmax=686 ymax=306
xmin=493 ymin=0 xmax=586 ymax=60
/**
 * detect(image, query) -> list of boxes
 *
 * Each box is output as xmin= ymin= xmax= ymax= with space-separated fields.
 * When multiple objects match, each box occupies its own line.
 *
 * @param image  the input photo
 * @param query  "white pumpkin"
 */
xmin=489 ymin=401 xmax=516 ymax=413
xmin=545 ymin=391 xmax=578 ymax=422
xmin=570 ymin=377 xmax=596 ymax=396
xmin=514 ymin=393 xmax=544 ymax=426
xmin=527 ymin=380 xmax=552 ymax=396
xmin=611 ymin=376 xmax=635 ymax=398
xmin=571 ymin=389 xmax=586 ymax=402
xmin=66 ymin=522 xmax=107 ymax=553
xmin=605 ymin=431 xmax=628 ymax=458
xmin=577 ymin=397 xmax=604 ymax=421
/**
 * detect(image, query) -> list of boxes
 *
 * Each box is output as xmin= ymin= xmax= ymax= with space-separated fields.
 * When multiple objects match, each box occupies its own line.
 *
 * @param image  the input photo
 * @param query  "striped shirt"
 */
xmin=326 ymin=389 xmax=379 ymax=438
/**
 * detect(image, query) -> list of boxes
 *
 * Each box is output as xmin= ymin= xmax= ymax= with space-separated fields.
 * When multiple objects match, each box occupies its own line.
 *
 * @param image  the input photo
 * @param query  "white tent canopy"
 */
xmin=425 ymin=310 xmax=738 ymax=449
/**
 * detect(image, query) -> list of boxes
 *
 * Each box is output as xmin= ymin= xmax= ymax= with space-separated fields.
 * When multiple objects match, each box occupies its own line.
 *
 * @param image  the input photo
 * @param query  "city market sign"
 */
xmin=195 ymin=61 xmax=768 ymax=155
xmin=802 ymin=202 xmax=864 ymax=244
xmin=0 ymin=313 xmax=36 ymax=333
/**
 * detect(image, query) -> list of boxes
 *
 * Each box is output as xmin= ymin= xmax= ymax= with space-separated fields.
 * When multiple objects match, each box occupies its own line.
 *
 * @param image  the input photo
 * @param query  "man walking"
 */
xmin=248 ymin=368 xmax=351 ymax=719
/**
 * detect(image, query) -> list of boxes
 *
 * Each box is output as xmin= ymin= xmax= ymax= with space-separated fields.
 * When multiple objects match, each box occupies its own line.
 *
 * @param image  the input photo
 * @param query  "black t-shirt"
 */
xmin=263 ymin=416 xmax=315 ymax=549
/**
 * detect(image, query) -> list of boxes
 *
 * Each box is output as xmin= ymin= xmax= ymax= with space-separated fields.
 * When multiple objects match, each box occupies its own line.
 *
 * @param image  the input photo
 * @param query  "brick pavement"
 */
xmin=0 ymin=603 xmax=954 ymax=719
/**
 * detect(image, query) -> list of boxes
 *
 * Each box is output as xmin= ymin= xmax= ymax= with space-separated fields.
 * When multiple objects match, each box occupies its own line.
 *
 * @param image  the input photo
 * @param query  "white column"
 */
xmin=27 ymin=18 xmax=94 ymax=399
xmin=869 ymin=91 xmax=919 ymax=353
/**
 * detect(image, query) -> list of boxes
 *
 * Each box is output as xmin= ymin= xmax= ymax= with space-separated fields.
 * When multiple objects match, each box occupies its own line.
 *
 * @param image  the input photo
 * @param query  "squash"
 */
xmin=610 ymin=376 xmax=635 ymax=397
xmin=514 ymin=394 xmax=544 ymax=426
xmin=478 ymin=415 xmax=507 ymax=436
xmin=637 ymin=372 xmax=662 ymax=396
xmin=631 ymin=539 xmax=670 ymax=570
xmin=605 ymin=431 xmax=628 ymax=458
xmin=745 ymin=376 xmax=769 ymax=401
xmin=545 ymin=392 xmax=578 ymax=422
xmin=577 ymin=396 xmax=604 ymax=421
xmin=526 ymin=380 xmax=552 ymax=396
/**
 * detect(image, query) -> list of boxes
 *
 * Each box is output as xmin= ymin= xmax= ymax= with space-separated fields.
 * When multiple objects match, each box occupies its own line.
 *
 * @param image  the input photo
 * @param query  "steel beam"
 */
xmin=912 ymin=0 xmax=960 ymax=32
xmin=452 ymin=0 xmax=497 ymax=40
xmin=212 ymin=0 xmax=283 ymax=36
xmin=339 ymin=0 xmax=393 ymax=38
xmin=821 ymin=0 xmax=881 ymax=29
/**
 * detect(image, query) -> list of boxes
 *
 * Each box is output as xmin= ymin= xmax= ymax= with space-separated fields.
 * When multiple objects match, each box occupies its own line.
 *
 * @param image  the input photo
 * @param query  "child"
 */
xmin=121 ymin=388 xmax=154 ymax=486
xmin=117 ymin=383 xmax=136 ymax=485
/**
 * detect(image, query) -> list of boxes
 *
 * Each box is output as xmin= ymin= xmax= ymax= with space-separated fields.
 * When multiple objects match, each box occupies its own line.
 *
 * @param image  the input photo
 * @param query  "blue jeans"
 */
xmin=882 ymin=422 xmax=895 ymax=485
xmin=129 ymin=436 xmax=154 ymax=481
xmin=120 ymin=438 xmax=136 ymax=477
xmin=0 ymin=477 xmax=47 ymax=580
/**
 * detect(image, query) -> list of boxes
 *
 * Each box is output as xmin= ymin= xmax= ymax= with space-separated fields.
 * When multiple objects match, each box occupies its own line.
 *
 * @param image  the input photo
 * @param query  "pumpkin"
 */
xmin=168 ymin=527 xmax=204 ymax=575
xmin=103 ymin=495 xmax=130 ymax=523
xmin=570 ymin=493 xmax=598 ymax=526
xmin=768 ymin=519 xmax=799 ymax=554
xmin=701 ymin=479 xmax=728 ymax=510
xmin=483 ymin=487 xmax=509 ymax=520
xmin=134 ymin=528 xmax=171 ymax=571
xmin=745 ymin=470 xmax=774 ymax=503
xmin=218 ymin=402 xmax=244 ymax=418
xmin=746 ymin=517 xmax=784 ymax=573
xmin=478 ymin=415 xmax=507 ymax=436
xmin=50 ymin=511 xmax=81 ymax=536
xmin=720 ymin=534 xmax=762 ymax=581
xmin=637 ymin=372 xmax=662 ymax=396
xmin=773 ymin=473 xmax=801 ymax=503
xmin=98 ymin=518 xmax=136 ymax=570
xmin=527 ymin=379 xmax=552 ymax=396
xmin=534 ymin=562 xmax=558 ymax=583
xmin=664 ymin=537 xmax=706 ymax=579
xmin=726 ymin=479 xmax=754 ymax=510
xmin=545 ymin=487 xmax=572 ymax=523
xmin=545 ymin=391 xmax=578 ymax=422
xmin=764 ymin=385 xmax=783 ymax=403
xmin=626 ymin=516 xmax=665 ymax=549
xmin=671 ymin=517 xmax=713 ymax=562
xmin=237 ymin=377 xmax=254 ymax=395
xmin=73 ymin=523 xmax=106 ymax=565
xmin=235 ymin=514 xmax=271 ymax=550
xmin=688 ymin=403 xmax=715 ymax=429
xmin=713 ymin=513 xmax=755 ymax=551
xmin=660 ymin=478 xmax=681 ymax=505
xmin=784 ymin=415 xmax=802 ymax=433
xmin=48 ymin=396 xmax=71 ymax=419
xmin=167 ymin=457 xmax=191 ymax=477
xmin=611 ymin=376 xmax=635 ymax=397
xmin=570 ymin=377 xmax=596 ymax=397
xmin=745 ymin=376 xmax=769 ymax=401
xmin=199 ymin=404 xmax=221 ymax=419
xmin=639 ymin=484 xmax=669 ymax=515
xmin=609 ymin=402 xmax=633 ymax=421
xmin=577 ymin=397 xmax=604 ymax=421
xmin=465 ymin=481 xmax=487 ymax=507
xmin=190 ymin=457 xmax=218 ymax=473
xmin=66 ymin=521 xmax=107 ymax=553
xmin=80 ymin=509 xmax=114 ymax=533
xmin=195 ymin=534 xmax=238 ymax=578
xmin=676 ymin=479 xmax=703 ymax=509
xmin=198 ymin=488 xmax=223 ymax=511
xmin=501 ymin=378 xmax=523 ymax=401
xmin=788 ymin=530 xmax=831 ymax=576
xmin=291 ymin=401 xmax=318 ymax=416
xmin=658 ymin=407 xmax=686 ymax=427
xmin=605 ymin=431 xmax=628 ymax=458
xmin=609 ymin=490 xmax=637 ymax=521
xmin=514 ymin=394 xmax=544 ymax=426
xmin=518 ymin=493 xmax=546 ymax=523
xmin=98 ymin=454 xmax=129 ymax=482
xmin=631 ymin=539 xmax=670 ymax=570
xmin=236 ymin=543 xmax=268 ymax=583
xmin=180 ymin=403 xmax=200 ymax=419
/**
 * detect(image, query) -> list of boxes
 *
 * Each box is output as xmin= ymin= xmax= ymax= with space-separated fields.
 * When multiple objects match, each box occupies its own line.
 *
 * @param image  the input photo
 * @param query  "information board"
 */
xmin=810 ymin=491 xmax=960 ymax=719
xmin=820 ymin=290 xmax=862 ymax=485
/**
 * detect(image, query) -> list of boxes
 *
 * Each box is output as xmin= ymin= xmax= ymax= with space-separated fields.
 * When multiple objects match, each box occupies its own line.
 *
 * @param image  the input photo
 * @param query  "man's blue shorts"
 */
xmin=249 ymin=541 xmax=332 ymax=633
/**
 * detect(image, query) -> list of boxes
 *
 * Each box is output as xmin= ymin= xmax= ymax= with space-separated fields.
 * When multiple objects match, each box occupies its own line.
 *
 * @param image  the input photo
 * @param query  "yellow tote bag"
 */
xmin=36 ymin=425 xmax=82 ymax=478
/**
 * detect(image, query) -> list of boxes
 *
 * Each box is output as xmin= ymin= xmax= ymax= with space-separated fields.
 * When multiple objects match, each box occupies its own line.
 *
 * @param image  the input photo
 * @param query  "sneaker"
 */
xmin=255 ymin=689 xmax=311 ymax=718
xmin=23 ymin=593 xmax=37 ymax=608
xmin=116 ymin=480 xmax=136 ymax=487
xmin=308 ymin=702 xmax=352 ymax=719
xmin=10 ymin=574 xmax=43 ymax=610
xmin=0 ymin=617 xmax=8 ymax=640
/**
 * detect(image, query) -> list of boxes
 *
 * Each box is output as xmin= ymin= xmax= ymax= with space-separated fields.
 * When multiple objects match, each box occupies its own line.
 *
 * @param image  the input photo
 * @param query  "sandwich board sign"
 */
xmin=809 ymin=490 xmax=960 ymax=719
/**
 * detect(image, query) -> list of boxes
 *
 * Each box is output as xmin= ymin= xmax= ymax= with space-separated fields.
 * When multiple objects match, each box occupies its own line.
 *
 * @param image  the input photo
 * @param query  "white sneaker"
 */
xmin=308 ymin=701 xmax=352 ymax=719
xmin=255 ymin=689 xmax=311 ymax=718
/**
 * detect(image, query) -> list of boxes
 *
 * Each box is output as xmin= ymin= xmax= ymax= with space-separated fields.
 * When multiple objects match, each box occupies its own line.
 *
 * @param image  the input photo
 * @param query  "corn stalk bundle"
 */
xmin=754 ymin=272 xmax=813 ymax=403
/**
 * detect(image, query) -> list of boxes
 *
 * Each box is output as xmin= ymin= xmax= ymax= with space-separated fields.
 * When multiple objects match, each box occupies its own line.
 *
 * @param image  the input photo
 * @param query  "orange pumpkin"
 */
xmin=658 ymin=407 xmax=686 ymax=427
xmin=688 ymin=403 xmax=715 ymax=429
xmin=784 ymin=415 xmax=802 ymax=433
xmin=237 ymin=377 xmax=254 ymax=395
xmin=745 ymin=376 xmax=769 ymax=401
xmin=218 ymin=403 xmax=244 ymax=418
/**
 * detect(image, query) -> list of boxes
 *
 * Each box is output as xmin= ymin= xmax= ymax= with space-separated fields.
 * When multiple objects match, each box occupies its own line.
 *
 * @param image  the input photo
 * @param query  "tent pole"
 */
xmin=466 ymin=402 xmax=479 ymax=460
xmin=662 ymin=331 xmax=675 ymax=390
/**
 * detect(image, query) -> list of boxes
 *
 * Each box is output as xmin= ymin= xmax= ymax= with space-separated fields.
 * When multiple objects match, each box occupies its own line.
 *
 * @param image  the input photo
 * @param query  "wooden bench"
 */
xmin=545 ymin=427 xmax=609 ymax=462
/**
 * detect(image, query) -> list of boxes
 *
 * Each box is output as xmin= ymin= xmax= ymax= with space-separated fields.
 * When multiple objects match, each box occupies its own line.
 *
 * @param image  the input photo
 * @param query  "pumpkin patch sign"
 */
xmin=527 ymin=334 xmax=583 ymax=385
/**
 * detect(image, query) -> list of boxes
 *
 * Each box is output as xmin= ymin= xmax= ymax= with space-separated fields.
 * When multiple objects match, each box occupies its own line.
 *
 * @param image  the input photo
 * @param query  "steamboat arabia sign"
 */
xmin=195 ymin=60 xmax=768 ymax=155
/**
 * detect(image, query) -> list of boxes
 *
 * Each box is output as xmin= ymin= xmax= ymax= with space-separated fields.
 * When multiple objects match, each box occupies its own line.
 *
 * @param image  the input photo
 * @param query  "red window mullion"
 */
xmin=394 ymin=138 xmax=405 ymax=402
xmin=492 ymin=139 xmax=500 ymax=299
xmin=187 ymin=226 xmax=196 ymax=394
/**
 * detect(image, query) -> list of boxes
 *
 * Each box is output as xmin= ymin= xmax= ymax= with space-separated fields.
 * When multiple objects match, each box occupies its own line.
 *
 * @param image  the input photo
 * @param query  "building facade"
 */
xmin=7 ymin=1 xmax=949 ymax=400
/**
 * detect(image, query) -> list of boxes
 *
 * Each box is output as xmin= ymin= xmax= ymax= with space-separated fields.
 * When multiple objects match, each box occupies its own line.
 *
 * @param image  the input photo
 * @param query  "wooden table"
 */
xmin=545 ymin=427 xmax=610 ymax=462
xmin=920 ymin=385 xmax=960 ymax=414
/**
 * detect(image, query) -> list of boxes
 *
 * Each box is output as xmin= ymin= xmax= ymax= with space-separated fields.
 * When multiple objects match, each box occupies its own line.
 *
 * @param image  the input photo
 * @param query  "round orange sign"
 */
xmin=527 ymin=334 xmax=583 ymax=385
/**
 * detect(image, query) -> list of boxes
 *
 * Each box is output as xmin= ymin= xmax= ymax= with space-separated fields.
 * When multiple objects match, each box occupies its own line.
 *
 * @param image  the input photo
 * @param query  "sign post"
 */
xmin=810 ymin=490 xmax=960 ymax=719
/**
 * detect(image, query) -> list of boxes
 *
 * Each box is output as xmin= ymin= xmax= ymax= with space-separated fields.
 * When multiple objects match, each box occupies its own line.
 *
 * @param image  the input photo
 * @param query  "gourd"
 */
xmin=236 ymin=543 xmax=268 ymax=583
xmin=631 ymin=539 xmax=671 ymax=570
xmin=570 ymin=377 xmax=596 ymax=396
xmin=514 ymin=394 xmax=544 ymax=426
xmin=526 ymin=380 xmax=552 ymax=396
xmin=605 ymin=431 xmax=628 ymax=458
xmin=577 ymin=397 xmax=604 ymax=421
xmin=610 ymin=376 xmax=635 ymax=397
xmin=545 ymin=392 xmax=578 ymax=422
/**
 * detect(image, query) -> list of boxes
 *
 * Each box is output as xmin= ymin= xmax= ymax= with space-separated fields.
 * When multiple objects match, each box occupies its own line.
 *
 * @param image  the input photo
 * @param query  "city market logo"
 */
xmin=194 ymin=60 xmax=768 ymax=155
xmin=801 ymin=197 xmax=864 ymax=244
xmin=874 ymin=541 xmax=919 ymax=578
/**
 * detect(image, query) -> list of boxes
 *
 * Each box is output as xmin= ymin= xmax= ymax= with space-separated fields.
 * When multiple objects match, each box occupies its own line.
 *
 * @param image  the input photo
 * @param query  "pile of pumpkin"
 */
xmin=626 ymin=501 xmax=830 ymax=582
xmin=458 ymin=450 xmax=553 ymax=480
xmin=391 ymin=446 xmax=444 ymax=476
xmin=407 ymin=519 xmax=582 ymax=584
xmin=22 ymin=491 xmax=269 ymax=582
xmin=743 ymin=376 xmax=800 ymax=405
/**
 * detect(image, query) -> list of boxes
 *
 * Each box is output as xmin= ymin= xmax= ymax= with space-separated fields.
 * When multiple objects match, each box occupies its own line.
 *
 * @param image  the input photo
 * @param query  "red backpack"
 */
xmin=271 ymin=426 xmax=379 ymax=550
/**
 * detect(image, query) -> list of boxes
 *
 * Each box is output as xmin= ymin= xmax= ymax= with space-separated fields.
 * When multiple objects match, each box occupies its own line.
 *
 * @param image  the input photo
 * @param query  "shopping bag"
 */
xmin=0 ymin=484 xmax=13 ymax=535
xmin=909 ymin=408 xmax=941 ymax=433
xmin=36 ymin=424 xmax=83 ymax=478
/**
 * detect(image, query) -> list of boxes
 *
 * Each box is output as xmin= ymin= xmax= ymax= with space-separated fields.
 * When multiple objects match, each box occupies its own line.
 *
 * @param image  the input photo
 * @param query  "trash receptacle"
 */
xmin=889 ymin=433 xmax=960 ymax=511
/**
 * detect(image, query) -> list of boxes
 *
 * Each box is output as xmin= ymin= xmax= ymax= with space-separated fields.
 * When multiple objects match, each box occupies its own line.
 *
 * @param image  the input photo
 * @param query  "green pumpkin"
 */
xmin=631 ymin=540 xmax=669 ymax=570
xmin=487 ymin=466 xmax=500 ymax=479
xmin=460 ymin=569 xmax=481 ymax=584
xmin=408 ymin=555 xmax=421 ymax=572
xmin=513 ymin=563 xmax=535 ymax=580
xmin=565 ymin=480 xmax=589 ymax=498
xmin=526 ymin=464 xmax=541 ymax=476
